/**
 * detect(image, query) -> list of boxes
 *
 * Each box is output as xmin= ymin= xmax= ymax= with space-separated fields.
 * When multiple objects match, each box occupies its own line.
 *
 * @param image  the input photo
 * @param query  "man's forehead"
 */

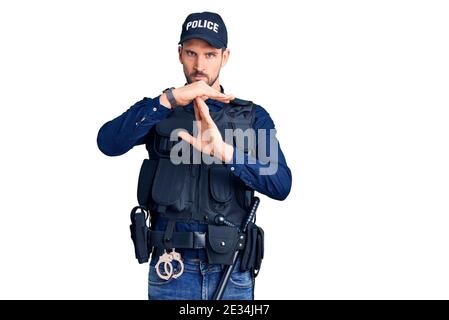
xmin=182 ymin=39 xmax=221 ymax=51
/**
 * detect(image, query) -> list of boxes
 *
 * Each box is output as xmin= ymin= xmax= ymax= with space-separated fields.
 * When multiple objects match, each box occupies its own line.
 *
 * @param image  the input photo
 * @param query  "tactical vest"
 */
xmin=138 ymin=99 xmax=255 ymax=225
xmin=134 ymin=98 xmax=259 ymax=265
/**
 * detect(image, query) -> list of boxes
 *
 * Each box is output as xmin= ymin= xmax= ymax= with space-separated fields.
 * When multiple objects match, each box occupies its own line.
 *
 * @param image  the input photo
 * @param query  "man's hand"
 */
xmin=178 ymin=97 xmax=234 ymax=163
xmin=160 ymin=81 xmax=235 ymax=109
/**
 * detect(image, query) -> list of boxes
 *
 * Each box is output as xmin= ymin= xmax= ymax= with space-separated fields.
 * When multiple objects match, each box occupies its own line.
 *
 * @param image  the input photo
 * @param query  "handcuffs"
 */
xmin=155 ymin=248 xmax=184 ymax=280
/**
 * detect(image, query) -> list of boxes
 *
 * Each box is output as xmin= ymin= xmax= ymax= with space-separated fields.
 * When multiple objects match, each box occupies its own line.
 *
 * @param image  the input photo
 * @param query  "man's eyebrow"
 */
xmin=183 ymin=48 xmax=218 ymax=55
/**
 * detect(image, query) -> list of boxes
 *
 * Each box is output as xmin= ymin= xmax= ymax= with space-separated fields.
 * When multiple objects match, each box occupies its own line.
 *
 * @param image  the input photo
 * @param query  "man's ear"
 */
xmin=221 ymin=48 xmax=230 ymax=68
xmin=178 ymin=46 xmax=183 ymax=64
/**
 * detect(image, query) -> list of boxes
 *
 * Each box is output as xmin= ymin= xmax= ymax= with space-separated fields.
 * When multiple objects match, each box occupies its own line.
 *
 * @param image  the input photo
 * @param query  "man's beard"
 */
xmin=186 ymin=71 xmax=220 ymax=87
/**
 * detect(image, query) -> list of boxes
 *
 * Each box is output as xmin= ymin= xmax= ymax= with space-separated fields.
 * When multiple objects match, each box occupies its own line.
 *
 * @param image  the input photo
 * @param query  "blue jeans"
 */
xmin=148 ymin=255 xmax=255 ymax=300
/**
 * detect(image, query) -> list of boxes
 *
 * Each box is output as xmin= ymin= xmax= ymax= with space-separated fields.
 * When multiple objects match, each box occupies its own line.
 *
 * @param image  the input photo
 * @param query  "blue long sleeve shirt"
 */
xmin=97 ymin=91 xmax=292 ymax=251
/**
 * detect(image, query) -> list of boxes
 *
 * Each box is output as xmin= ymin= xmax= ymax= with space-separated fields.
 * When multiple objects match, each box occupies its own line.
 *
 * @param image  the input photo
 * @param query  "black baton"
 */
xmin=212 ymin=197 xmax=260 ymax=300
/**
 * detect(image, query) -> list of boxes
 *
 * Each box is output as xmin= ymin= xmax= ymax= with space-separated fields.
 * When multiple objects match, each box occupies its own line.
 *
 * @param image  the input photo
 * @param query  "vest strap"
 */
xmin=163 ymin=219 xmax=176 ymax=248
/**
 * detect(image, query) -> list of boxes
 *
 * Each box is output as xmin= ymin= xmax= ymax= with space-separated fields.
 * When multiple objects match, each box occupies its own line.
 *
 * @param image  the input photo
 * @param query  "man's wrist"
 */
xmin=162 ymin=87 xmax=177 ymax=109
xmin=159 ymin=93 xmax=172 ymax=109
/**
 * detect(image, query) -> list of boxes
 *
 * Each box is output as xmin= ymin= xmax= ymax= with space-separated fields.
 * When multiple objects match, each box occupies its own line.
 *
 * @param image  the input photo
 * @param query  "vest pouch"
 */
xmin=151 ymin=158 xmax=190 ymax=213
xmin=233 ymin=180 xmax=254 ymax=210
xmin=209 ymin=166 xmax=232 ymax=212
xmin=137 ymin=159 xmax=158 ymax=208
xmin=206 ymin=225 xmax=238 ymax=265
xmin=154 ymin=112 xmax=194 ymax=157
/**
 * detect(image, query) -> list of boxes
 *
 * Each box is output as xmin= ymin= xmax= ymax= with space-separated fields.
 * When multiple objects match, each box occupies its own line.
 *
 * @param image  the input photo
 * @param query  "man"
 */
xmin=97 ymin=11 xmax=292 ymax=300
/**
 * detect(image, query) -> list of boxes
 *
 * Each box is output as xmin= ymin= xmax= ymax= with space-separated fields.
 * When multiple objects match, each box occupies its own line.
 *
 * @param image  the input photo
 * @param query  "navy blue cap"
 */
xmin=179 ymin=12 xmax=227 ymax=49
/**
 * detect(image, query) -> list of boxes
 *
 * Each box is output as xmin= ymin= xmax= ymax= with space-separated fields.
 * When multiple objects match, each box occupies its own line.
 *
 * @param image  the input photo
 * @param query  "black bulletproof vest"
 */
xmin=137 ymin=98 xmax=256 ymax=228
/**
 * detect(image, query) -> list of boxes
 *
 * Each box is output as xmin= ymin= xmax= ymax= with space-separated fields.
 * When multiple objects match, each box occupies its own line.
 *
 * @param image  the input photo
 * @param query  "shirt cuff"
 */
xmin=149 ymin=95 xmax=171 ymax=119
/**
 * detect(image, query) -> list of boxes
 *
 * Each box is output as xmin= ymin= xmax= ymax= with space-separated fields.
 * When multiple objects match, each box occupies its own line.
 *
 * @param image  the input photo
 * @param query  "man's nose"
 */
xmin=194 ymin=56 xmax=206 ymax=72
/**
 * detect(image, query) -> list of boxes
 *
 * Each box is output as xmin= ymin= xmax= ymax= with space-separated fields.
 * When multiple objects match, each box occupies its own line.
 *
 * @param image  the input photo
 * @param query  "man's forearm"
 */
xmin=226 ymin=147 xmax=292 ymax=201
xmin=224 ymin=104 xmax=292 ymax=200
xmin=97 ymin=96 xmax=170 ymax=156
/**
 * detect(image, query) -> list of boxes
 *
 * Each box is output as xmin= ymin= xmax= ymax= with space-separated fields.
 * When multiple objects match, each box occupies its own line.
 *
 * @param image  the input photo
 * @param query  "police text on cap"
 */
xmin=186 ymin=20 xmax=219 ymax=33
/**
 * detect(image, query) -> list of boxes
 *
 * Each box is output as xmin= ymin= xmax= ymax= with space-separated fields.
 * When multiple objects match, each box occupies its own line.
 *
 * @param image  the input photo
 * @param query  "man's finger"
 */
xmin=213 ymin=96 xmax=235 ymax=104
xmin=205 ymin=85 xmax=234 ymax=100
xmin=203 ymin=95 xmax=235 ymax=104
xmin=178 ymin=131 xmax=202 ymax=151
xmin=193 ymin=98 xmax=201 ymax=122
xmin=195 ymin=97 xmax=214 ymax=124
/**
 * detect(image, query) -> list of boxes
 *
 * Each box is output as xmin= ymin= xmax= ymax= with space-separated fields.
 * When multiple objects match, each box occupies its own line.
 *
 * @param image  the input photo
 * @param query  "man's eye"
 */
xmin=187 ymin=51 xmax=195 ymax=57
xmin=206 ymin=53 xmax=216 ymax=58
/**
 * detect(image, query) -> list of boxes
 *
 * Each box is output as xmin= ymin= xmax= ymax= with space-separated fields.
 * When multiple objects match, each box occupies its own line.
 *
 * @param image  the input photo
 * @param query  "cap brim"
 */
xmin=178 ymin=33 xmax=224 ymax=49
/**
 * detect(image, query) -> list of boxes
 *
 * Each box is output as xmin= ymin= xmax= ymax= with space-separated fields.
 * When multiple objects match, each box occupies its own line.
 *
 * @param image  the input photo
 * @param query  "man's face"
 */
xmin=179 ymin=38 xmax=230 ymax=87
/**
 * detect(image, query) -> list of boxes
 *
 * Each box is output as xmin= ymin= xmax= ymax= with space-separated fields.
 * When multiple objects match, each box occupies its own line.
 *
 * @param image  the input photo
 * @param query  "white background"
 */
xmin=0 ymin=0 xmax=448 ymax=299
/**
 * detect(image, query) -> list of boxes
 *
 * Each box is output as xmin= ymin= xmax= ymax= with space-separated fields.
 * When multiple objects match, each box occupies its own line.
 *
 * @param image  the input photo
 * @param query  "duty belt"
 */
xmin=148 ymin=230 xmax=246 ymax=250
xmin=149 ymin=230 xmax=206 ymax=249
